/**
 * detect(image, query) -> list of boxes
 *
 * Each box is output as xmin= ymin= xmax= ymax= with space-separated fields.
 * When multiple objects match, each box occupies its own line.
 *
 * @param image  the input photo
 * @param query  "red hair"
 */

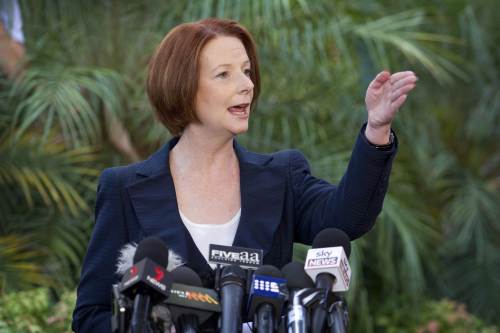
xmin=147 ymin=18 xmax=261 ymax=136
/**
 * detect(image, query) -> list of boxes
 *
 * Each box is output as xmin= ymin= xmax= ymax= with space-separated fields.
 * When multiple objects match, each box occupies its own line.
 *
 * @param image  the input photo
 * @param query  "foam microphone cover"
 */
xmin=282 ymin=262 xmax=314 ymax=290
xmin=133 ymin=237 xmax=169 ymax=266
xmin=312 ymin=228 xmax=351 ymax=258
xmin=119 ymin=236 xmax=172 ymax=301
xmin=166 ymin=266 xmax=219 ymax=326
xmin=170 ymin=266 xmax=203 ymax=286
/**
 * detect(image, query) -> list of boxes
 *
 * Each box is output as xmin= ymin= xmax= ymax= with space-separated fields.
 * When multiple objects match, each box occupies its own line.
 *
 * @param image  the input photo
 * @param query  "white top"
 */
xmin=179 ymin=208 xmax=241 ymax=269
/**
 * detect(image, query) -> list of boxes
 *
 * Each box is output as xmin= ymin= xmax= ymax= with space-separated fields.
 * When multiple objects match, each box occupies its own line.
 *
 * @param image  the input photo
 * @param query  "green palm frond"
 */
xmin=374 ymin=194 xmax=439 ymax=295
xmin=3 ymin=0 xmax=498 ymax=329
xmin=353 ymin=9 xmax=465 ymax=84
xmin=3 ymin=208 xmax=93 ymax=291
xmin=0 ymin=235 xmax=48 ymax=293
xmin=0 ymin=134 xmax=99 ymax=216
xmin=9 ymin=66 xmax=124 ymax=147
xmin=443 ymin=252 xmax=500 ymax=324
xmin=443 ymin=174 xmax=500 ymax=258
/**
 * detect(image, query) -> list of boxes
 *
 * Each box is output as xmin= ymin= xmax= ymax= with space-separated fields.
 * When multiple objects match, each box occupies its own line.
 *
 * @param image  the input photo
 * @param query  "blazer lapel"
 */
xmin=233 ymin=141 xmax=287 ymax=258
xmin=127 ymin=137 xmax=287 ymax=273
xmin=126 ymin=138 xmax=211 ymax=273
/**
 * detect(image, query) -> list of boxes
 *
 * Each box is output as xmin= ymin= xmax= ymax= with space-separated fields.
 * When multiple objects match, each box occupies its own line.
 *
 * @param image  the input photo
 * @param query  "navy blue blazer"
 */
xmin=72 ymin=125 xmax=397 ymax=332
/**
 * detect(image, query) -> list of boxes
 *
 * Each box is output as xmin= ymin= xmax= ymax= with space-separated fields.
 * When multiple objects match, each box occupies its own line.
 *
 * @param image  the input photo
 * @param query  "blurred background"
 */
xmin=0 ymin=0 xmax=498 ymax=332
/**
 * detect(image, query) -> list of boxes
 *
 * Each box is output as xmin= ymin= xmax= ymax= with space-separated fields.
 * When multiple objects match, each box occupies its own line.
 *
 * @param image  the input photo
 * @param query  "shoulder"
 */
xmin=98 ymin=159 xmax=149 ymax=189
xmin=239 ymin=145 xmax=310 ymax=170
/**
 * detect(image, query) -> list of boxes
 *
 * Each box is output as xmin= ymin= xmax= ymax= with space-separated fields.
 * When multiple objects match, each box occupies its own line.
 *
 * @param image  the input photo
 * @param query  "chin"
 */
xmin=229 ymin=126 xmax=249 ymax=136
xmin=226 ymin=120 xmax=249 ymax=135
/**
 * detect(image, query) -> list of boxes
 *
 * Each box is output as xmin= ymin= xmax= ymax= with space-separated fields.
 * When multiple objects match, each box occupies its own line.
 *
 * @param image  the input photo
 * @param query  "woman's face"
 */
xmin=194 ymin=36 xmax=254 ymax=136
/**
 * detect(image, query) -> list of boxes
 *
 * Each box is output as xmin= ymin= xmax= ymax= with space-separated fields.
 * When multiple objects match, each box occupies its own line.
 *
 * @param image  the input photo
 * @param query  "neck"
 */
xmin=171 ymin=125 xmax=237 ymax=171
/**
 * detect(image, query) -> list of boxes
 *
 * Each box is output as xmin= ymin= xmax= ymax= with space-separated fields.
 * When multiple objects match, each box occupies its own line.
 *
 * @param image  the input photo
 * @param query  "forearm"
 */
xmin=331 ymin=125 xmax=397 ymax=239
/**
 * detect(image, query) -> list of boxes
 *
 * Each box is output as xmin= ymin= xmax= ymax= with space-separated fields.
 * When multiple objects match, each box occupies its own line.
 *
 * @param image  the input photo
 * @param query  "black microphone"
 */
xmin=246 ymin=265 xmax=288 ymax=333
xmin=305 ymin=228 xmax=351 ymax=333
xmin=208 ymin=244 xmax=264 ymax=332
xmin=118 ymin=237 xmax=172 ymax=333
xmin=165 ymin=266 xmax=221 ymax=333
xmin=219 ymin=264 xmax=247 ymax=333
xmin=282 ymin=261 xmax=322 ymax=333
xmin=111 ymin=283 xmax=132 ymax=333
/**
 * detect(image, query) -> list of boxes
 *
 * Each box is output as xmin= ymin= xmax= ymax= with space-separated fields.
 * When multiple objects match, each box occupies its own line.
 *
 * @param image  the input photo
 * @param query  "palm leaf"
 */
xmin=0 ymin=235 xmax=48 ymax=293
xmin=0 ymin=134 xmax=99 ymax=217
xmin=9 ymin=66 xmax=124 ymax=147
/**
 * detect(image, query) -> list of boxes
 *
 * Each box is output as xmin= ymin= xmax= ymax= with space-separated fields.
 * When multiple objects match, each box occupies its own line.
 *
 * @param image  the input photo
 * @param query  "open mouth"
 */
xmin=227 ymin=103 xmax=250 ymax=117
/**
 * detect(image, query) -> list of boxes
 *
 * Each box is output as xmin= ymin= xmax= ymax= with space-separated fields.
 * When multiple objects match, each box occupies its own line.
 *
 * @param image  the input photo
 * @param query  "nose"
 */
xmin=238 ymin=72 xmax=254 ymax=95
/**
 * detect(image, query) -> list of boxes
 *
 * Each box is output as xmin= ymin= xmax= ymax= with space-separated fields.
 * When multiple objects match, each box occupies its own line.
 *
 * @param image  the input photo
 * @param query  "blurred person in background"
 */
xmin=0 ymin=0 xmax=25 ymax=79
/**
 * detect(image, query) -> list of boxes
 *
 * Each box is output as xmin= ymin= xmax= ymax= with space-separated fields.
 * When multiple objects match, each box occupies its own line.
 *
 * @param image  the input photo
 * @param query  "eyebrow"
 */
xmin=212 ymin=60 xmax=251 ymax=73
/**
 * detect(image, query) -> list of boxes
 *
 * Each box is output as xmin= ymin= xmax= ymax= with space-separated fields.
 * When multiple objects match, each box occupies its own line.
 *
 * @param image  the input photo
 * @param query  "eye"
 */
xmin=216 ymin=71 xmax=229 ymax=79
xmin=244 ymin=68 xmax=252 ymax=77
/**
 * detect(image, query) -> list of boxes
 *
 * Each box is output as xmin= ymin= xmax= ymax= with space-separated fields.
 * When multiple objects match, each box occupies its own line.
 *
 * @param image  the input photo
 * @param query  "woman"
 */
xmin=72 ymin=18 xmax=417 ymax=332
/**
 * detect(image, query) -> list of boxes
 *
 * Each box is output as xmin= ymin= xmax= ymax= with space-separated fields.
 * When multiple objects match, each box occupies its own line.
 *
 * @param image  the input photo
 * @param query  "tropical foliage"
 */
xmin=0 ymin=288 xmax=75 ymax=332
xmin=0 ymin=0 xmax=498 ymax=331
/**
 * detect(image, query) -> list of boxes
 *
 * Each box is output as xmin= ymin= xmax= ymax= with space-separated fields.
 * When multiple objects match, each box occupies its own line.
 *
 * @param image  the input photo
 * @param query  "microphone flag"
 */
xmin=304 ymin=247 xmax=351 ymax=292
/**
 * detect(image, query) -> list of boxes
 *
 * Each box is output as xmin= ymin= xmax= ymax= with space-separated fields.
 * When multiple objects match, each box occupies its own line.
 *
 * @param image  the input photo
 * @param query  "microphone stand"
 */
xmin=287 ymin=289 xmax=322 ymax=333
xmin=178 ymin=314 xmax=199 ymax=333
xmin=327 ymin=297 xmax=349 ymax=333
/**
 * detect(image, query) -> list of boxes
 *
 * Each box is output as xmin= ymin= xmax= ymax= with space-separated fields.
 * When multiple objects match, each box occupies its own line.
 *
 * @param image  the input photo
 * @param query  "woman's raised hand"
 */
xmin=364 ymin=70 xmax=418 ymax=145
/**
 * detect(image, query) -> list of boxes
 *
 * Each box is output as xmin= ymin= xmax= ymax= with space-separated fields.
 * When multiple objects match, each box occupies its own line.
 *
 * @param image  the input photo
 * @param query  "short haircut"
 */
xmin=147 ymin=18 xmax=261 ymax=136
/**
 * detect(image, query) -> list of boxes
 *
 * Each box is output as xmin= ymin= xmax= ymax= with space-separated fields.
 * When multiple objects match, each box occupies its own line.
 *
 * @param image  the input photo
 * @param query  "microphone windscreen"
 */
xmin=312 ymin=228 xmax=351 ymax=258
xmin=254 ymin=265 xmax=284 ymax=278
xmin=170 ymin=266 xmax=202 ymax=287
xmin=282 ymin=261 xmax=314 ymax=289
xmin=133 ymin=237 xmax=169 ymax=267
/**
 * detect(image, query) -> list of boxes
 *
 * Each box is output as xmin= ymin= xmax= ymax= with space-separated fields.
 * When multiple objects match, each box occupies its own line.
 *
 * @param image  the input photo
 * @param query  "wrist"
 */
xmin=365 ymin=123 xmax=391 ymax=145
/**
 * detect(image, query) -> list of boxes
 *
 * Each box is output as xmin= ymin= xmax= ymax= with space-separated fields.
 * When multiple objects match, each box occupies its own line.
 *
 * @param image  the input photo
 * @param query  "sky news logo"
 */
xmin=306 ymin=256 xmax=339 ymax=267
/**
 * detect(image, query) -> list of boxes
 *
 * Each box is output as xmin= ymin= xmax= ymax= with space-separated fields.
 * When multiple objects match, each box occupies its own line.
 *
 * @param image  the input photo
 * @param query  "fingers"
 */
xmin=392 ymin=74 xmax=418 ymax=91
xmin=391 ymin=94 xmax=407 ymax=110
xmin=368 ymin=70 xmax=391 ymax=89
xmin=390 ymin=71 xmax=416 ymax=83
xmin=389 ymin=70 xmax=417 ymax=104
xmin=391 ymin=83 xmax=416 ymax=102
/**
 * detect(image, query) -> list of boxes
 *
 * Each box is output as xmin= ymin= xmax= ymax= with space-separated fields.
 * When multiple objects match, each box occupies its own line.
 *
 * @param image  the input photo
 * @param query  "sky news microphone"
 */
xmin=282 ymin=261 xmax=322 ymax=333
xmin=246 ymin=265 xmax=288 ymax=333
xmin=304 ymin=228 xmax=351 ymax=333
xmin=165 ymin=266 xmax=221 ymax=333
xmin=118 ymin=237 xmax=172 ymax=333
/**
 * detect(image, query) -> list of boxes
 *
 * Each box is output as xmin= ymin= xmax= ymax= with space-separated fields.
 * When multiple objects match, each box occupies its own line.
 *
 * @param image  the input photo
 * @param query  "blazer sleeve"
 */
xmin=72 ymin=168 xmax=128 ymax=332
xmin=291 ymin=125 xmax=397 ymax=244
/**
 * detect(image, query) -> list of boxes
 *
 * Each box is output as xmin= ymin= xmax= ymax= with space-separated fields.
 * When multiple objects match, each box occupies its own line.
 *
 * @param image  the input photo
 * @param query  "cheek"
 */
xmin=197 ymin=81 xmax=229 ymax=110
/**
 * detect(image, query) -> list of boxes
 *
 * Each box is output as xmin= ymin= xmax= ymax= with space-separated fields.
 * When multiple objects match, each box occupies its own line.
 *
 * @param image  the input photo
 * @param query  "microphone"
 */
xmin=208 ymin=244 xmax=263 ymax=332
xmin=165 ymin=266 xmax=221 ymax=333
xmin=116 ymin=242 xmax=185 ymax=276
xmin=246 ymin=265 xmax=288 ymax=333
xmin=118 ymin=237 xmax=173 ymax=333
xmin=304 ymin=228 xmax=351 ymax=333
xmin=219 ymin=264 xmax=247 ymax=333
xmin=282 ymin=261 xmax=322 ymax=333
xmin=111 ymin=283 xmax=132 ymax=333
